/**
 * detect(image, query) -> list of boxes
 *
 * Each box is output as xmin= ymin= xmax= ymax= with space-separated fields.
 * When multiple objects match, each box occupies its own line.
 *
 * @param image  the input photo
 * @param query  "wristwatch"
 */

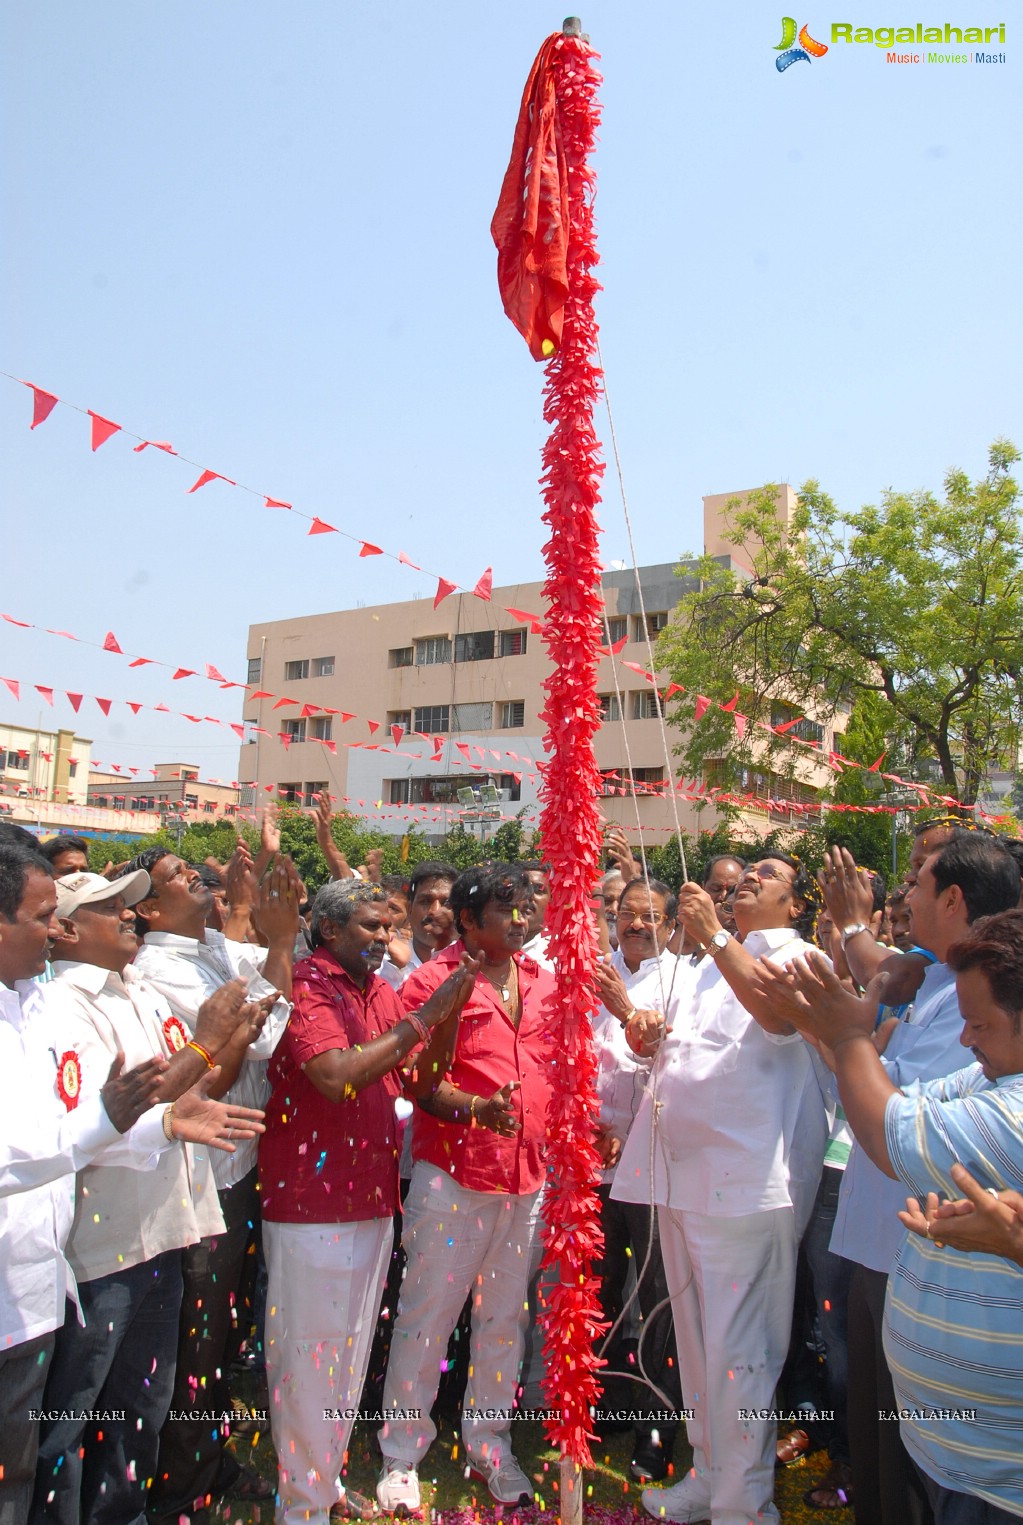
xmin=840 ymin=922 xmax=870 ymax=947
xmin=707 ymin=929 xmax=732 ymax=957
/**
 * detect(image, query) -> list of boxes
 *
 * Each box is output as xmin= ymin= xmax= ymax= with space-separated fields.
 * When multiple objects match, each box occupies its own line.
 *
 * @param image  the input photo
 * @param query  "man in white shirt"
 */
xmin=617 ymin=854 xmax=829 ymax=1525
xmin=122 ymin=847 xmax=298 ymax=1523
xmin=0 ymin=847 xmax=251 ymax=1525
xmin=592 ymin=877 xmax=693 ymax=1485
xmin=29 ymin=872 xmax=266 ymax=1525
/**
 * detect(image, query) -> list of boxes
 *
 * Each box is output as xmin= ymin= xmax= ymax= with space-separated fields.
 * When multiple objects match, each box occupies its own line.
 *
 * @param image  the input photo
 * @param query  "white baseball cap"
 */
xmin=55 ymin=869 xmax=152 ymax=919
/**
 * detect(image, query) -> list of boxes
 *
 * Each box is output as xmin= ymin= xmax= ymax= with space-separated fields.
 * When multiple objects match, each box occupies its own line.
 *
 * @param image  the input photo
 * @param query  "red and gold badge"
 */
xmin=162 ymin=1015 xmax=188 ymax=1053
xmin=56 ymin=1050 xmax=82 ymax=1111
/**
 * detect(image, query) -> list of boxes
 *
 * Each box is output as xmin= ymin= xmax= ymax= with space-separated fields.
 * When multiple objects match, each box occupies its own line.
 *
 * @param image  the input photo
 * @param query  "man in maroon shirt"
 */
xmin=377 ymin=864 xmax=556 ymax=1511
xmin=259 ymin=879 xmax=476 ymax=1525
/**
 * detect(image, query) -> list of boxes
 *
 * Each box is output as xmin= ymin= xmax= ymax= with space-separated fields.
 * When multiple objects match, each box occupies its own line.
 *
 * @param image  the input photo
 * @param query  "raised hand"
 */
xmin=169 ymin=1070 xmax=266 ymax=1152
xmin=101 ymin=1053 xmax=169 ymax=1133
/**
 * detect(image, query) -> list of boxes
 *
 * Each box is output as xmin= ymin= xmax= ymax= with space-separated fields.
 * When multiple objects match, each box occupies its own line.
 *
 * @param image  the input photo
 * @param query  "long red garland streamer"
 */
xmin=536 ymin=34 xmax=608 ymax=1468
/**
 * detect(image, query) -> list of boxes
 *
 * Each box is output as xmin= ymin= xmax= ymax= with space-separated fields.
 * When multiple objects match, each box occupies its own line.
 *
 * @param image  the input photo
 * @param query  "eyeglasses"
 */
xmin=619 ymin=909 xmax=667 ymax=926
xmin=747 ymin=863 xmax=796 ymax=885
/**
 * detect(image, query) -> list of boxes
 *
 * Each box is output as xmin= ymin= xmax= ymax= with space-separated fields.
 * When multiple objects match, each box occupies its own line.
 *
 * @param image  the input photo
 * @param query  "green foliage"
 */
xmin=177 ymin=819 xmax=245 ymax=868
xmin=658 ymin=443 xmax=1023 ymax=806
xmin=87 ymin=830 xmax=173 ymax=873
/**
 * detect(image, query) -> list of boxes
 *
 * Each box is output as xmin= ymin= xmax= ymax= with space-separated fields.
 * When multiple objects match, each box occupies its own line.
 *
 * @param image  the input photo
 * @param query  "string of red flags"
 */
xmin=5 ymin=372 xmax=498 ymax=613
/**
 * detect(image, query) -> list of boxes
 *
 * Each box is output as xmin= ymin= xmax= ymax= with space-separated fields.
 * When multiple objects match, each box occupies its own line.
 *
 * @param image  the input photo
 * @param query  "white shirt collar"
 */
xmin=741 ymin=924 xmax=808 ymax=956
xmin=51 ymin=959 xmax=130 ymax=996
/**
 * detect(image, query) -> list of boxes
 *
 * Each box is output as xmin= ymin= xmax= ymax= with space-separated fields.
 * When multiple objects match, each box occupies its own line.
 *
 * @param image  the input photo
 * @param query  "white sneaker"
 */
xmin=375 ymin=1463 xmax=420 ymax=1516
xmin=466 ymin=1453 xmax=534 ymax=1505
xmin=640 ymin=1474 xmax=711 ymax=1523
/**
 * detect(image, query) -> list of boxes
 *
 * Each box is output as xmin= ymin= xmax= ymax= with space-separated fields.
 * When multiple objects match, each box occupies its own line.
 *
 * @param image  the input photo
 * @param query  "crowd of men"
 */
xmin=2 ymin=806 xmax=1022 ymax=1525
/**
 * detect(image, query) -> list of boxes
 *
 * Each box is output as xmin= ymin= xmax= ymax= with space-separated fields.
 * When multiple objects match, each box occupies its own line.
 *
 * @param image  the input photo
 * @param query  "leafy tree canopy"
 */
xmin=658 ymin=441 xmax=1023 ymax=808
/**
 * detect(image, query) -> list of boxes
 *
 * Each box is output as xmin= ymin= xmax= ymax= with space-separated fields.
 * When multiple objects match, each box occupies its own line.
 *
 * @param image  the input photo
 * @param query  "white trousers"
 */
xmin=264 ymin=1217 xmax=391 ymax=1525
xmin=378 ymin=1161 xmax=543 ymax=1467
xmin=657 ymin=1205 xmax=797 ymax=1525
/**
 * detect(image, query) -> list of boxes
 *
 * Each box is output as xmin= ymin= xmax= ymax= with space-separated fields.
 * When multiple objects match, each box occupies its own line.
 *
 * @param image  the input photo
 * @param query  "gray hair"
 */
xmin=309 ymin=878 xmax=388 ymax=948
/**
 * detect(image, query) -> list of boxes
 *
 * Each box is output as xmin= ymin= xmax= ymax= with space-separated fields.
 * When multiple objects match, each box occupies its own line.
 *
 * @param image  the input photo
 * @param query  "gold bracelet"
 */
xmin=186 ymin=1038 xmax=214 ymax=1070
xmin=162 ymin=1104 xmax=175 ymax=1141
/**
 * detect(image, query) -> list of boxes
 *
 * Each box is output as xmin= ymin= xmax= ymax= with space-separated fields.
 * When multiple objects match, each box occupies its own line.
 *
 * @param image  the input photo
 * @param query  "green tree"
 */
xmin=658 ymin=442 xmax=1023 ymax=809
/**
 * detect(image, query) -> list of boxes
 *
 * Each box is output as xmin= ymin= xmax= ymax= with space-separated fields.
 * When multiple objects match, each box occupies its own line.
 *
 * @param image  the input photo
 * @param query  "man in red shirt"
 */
xmin=259 ymin=879 xmax=476 ymax=1525
xmin=377 ymin=864 xmax=555 ymax=1511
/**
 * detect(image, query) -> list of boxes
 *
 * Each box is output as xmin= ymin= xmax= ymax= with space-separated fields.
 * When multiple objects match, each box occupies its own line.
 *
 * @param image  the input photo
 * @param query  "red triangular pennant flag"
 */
xmin=308 ymin=517 xmax=337 ymax=535
xmin=229 ymin=724 xmax=246 ymax=739
xmin=26 ymin=383 xmax=59 ymax=429
xmin=1 ymin=677 xmax=20 ymax=700
xmin=434 ymin=577 xmax=457 ymax=609
xmin=391 ymin=724 xmax=405 ymax=747
xmin=455 ymin=742 xmax=472 ymax=761
xmin=205 ymin=663 xmax=227 ymax=682
xmin=250 ymin=690 xmax=274 ymax=700
xmin=272 ymin=697 xmax=298 ymax=710
xmin=279 ymin=734 xmax=291 ymax=751
xmin=694 ymin=695 xmax=711 ymax=722
xmin=154 ymin=702 xmax=170 ymax=713
xmin=187 ymin=469 xmax=236 ymax=493
xmin=66 ymin=691 xmax=82 ymax=712
xmin=103 ymin=631 xmax=123 ymax=653
xmin=133 ymin=439 xmax=177 ymax=454
xmin=35 ymin=686 xmax=54 ymax=706
xmin=264 ymin=496 xmax=292 ymax=509
xmin=367 ymin=720 xmax=380 ymax=735
xmin=299 ymin=704 xmax=320 ymax=718
xmin=89 ymin=412 xmax=121 ymax=451
xmin=868 ymin=752 xmax=887 ymax=772
xmin=95 ymin=698 xmax=112 ymax=716
xmin=127 ymin=702 xmax=143 ymax=714
xmin=734 ymin=714 xmax=748 ymax=741
xmin=398 ymin=551 xmax=421 ymax=570
xmin=662 ymin=683 xmax=685 ymax=700
xmin=2 ymin=614 xmax=31 ymax=628
xmin=473 ymin=567 xmax=493 ymax=601
xmin=359 ymin=542 xmax=383 ymax=557
xmin=339 ymin=712 xmax=355 ymax=723
xmin=128 ymin=657 xmax=153 ymax=668
xmin=774 ymin=714 xmax=806 ymax=734
xmin=172 ymin=668 xmax=196 ymax=680
xmin=720 ymin=692 xmax=740 ymax=713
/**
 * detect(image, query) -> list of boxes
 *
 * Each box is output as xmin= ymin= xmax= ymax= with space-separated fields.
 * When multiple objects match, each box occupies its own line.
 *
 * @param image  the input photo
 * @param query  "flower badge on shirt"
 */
xmin=163 ymin=1015 xmax=189 ymax=1053
xmin=56 ymin=1050 xmax=82 ymax=1111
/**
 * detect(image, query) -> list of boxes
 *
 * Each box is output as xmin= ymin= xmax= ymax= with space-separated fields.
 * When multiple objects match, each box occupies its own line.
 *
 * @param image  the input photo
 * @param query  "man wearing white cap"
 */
xmin=26 ymin=871 xmax=269 ymax=1525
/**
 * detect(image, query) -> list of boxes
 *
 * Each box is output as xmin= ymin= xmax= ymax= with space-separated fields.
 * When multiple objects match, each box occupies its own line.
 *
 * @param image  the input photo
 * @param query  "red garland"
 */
xmin=533 ymin=33 xmax=608 ymax=1469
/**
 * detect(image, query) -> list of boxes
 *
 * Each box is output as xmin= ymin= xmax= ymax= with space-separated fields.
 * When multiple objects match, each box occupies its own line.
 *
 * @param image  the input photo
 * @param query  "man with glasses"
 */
xmin=617 ymin=854 xmax=828 ymax=1525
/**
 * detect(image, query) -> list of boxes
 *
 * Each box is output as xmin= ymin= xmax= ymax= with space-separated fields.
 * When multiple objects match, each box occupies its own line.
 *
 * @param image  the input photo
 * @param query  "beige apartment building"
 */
xmin=87 ymin=761 xmax=241 ymax=818
xmin=0 ymin=720 xmax=92 ymax=806
xmin=240 ymin=487 xmax=834 ymax=845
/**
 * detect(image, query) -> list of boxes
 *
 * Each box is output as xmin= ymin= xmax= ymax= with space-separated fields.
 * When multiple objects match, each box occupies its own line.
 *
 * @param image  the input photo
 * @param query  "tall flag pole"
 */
xmin=492 ymin=18 xmax=606 ymax=1516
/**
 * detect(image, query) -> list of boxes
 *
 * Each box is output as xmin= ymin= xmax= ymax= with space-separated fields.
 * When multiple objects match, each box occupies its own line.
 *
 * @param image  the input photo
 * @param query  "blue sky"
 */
xmin=1 ymin=1 xmax=1018 ymax=784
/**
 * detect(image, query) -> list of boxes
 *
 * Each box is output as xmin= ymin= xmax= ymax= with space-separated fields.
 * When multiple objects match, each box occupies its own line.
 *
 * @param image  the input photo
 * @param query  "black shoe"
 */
xmin=630 ymin=1437 xmax=670 ymax=1483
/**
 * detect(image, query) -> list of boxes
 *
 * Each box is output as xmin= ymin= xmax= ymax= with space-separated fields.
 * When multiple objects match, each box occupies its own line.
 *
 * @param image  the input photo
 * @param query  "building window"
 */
xmin=313 ymin=656 xmax=334 ymax=677
xmin=278 ymin=783 xmax=300 ymax=803
xmin=284 ymin=659 xmax=309 ymax=681
xmin=500 ymin=700 xmax=525 ymax=729
xmin=310 ymin=716 xmax=333 ymax=741
xmin=633 ymin=690 xmax=662 ymax=720
xmin=633 ymin=612 xmax=668 ymax=642
xmin=499 ymin=629 xmax=527 ymax=657
xmin=388 ymin=710 xmax=412 ymax=732
xmin=414 ymin=704 xmax=450 ymax=733
xmin=184 ymin=793 xmax=199 ymax=809
xmin=598 ymin=694 xmax=621 ymax=722
xmin=247 ymin=657 xmax=262 ymax=684
xmin=415 ymin=636 xmax=452 ymax=666
xmin=7 ymin=753 xmax=29 ymax=771
xmin=303 ymin=782 xmax=327 ymax=807
xmin=454 ymin=631 xmax=495 ymax=663
xmin=389 ymin=646 xmax=414 ymax=668
xmin=282 ymin=718 xmax=306 ymax=742
xmin=498 ymin=772 xmax=522 ymax=801
xmin=630 ymin=766 xmax=665 ymax=792
xmin=770 ymin=703 xmax=825 ymax=746
xmin=203 ymin=800 xmax=217 ymax=813
xmin=605 ymin=615 xmax=627 ymax=644
xmin=452 ymin=701 xmax=494 ymax=732
xmin=182 ymin=769 xmax=199 ymax=781
xmin=389 ymin=779 xmax=411 ymax=804
xmin=68 ymin=760 xmax=77 ymax=778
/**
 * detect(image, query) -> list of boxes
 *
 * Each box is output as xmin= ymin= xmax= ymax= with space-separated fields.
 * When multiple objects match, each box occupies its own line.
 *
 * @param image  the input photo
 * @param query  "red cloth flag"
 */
xmin=89 ymin=412 xmax=121 ymax=450
xmin=35 ymin=686 xmax=54 ymax=706
xmin=1 ymin=677 xmax=20 ymax=700
xmin=359 ymin=542 xmax=383 ymax=557
xmin=103 ymin=631 xmax=123 ymax=653
xmin=308 ymin=517 xmax=337 ymax=535
xmin=26 ymin=383 xmax=59 ymax=429
xmin=473 ymin=567 xmax=493 ymax=601
xmin=694 ymin=695 xmax=711 ymax=722
xmin=205 ymin=663 xmax=227 ymax=682
xmin=491 ymin=34 xmax=570 ymax=360
xmin=66 ymin=692 xmax=82 ymax=711
xmin=187 ymin=469 xmax=236 ymax=494
xmin=95 ymin=698 xmax=112 ymax=716
xmin=434 ymin=577 xmax=457 ymax=609
xmin=264 ymin=496 xmax=291 ymax=509
xmin=134 ymin=440 xmax=177 ymax=454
